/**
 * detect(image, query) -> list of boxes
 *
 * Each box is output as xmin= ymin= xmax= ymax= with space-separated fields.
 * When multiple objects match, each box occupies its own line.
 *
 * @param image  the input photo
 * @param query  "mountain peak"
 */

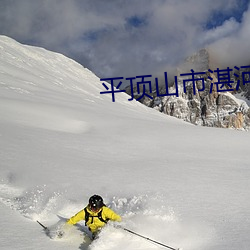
xmin=177 ymin=48 xmax=210 ymax=74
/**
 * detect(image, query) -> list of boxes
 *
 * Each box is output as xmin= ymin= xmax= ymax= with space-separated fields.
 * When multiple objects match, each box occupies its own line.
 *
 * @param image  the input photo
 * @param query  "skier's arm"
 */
xmin=104 ymin=207 xmax=122 ymax=222
xmin=67 ymin=209 xmax=85 ymax=225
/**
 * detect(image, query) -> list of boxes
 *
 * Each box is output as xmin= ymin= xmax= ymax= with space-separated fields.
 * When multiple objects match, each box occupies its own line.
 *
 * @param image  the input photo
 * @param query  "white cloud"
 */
xmin=201 ymin=18 xmax=240 ymax=45
xmin=0 ymin=0 xmax=248 ymax=78
xmin=208 ymin=4 xmax=250 ymax=68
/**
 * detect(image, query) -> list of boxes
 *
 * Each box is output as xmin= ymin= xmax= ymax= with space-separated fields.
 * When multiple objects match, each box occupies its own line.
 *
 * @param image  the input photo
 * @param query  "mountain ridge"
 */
xmin=125 ymin=48 xmax=250 ymax=130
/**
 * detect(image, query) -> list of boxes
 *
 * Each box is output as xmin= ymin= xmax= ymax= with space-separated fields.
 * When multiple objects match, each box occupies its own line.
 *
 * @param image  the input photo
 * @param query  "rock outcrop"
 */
xmin=125 ymin=49 xmax=250 ymax=130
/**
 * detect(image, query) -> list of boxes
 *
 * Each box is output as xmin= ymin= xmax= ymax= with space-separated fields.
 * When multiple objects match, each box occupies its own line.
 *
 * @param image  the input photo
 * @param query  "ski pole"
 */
xmin=122 ymin=227 xmax=180 ymax=250
xmin=37 ymin=220 xmax=48 ymax=231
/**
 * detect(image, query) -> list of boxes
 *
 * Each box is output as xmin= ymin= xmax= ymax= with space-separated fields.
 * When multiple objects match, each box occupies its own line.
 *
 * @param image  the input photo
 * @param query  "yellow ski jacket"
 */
xmin=67 ymin=206 xmax=121 ymax=233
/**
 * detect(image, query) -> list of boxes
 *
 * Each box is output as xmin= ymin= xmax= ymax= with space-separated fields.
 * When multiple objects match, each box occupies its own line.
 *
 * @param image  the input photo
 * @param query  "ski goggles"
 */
xmin=89 ymin=205 xmax=101 ymax=212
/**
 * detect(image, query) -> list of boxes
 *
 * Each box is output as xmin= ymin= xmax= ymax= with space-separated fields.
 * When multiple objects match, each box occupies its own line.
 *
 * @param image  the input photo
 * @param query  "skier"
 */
xmin=66 ymin=194 xmax=122 ymax=239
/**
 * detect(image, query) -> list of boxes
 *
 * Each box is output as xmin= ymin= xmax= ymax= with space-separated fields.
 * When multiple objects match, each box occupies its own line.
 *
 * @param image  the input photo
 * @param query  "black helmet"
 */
xmin=89 ymin=195 xmax=104 ymax=210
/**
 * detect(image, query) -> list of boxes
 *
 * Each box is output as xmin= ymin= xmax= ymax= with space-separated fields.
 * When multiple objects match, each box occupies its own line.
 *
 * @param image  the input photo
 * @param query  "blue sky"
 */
xmin=206 ymin=0 xmax=249 ymax=28
xmin=0 ymin=0 xmax=249 ymax=79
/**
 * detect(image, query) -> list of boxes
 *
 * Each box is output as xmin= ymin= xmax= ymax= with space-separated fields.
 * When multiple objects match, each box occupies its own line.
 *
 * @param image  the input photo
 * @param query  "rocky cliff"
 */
xmin=126 ymin=49 xmax=250 ymax=130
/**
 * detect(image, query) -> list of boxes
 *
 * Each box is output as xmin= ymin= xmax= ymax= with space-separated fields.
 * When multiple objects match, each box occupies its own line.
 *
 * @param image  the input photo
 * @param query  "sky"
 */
xmin=0 ymin=0 xmax=250 ymax=80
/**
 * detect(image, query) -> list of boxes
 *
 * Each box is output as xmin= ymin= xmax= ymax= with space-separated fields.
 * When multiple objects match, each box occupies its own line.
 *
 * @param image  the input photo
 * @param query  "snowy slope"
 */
xmin=0 ymin=36 xmax=250 ymax=250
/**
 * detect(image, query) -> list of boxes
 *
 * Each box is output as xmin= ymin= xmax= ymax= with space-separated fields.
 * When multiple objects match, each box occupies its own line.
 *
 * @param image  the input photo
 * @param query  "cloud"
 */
xmin=201 ymin=18 xmax=240 ymax=45
xmin=208 ymin=3 xmax=250 ymax=68
xmin=0 ymin=0 xmax=249 ymax=80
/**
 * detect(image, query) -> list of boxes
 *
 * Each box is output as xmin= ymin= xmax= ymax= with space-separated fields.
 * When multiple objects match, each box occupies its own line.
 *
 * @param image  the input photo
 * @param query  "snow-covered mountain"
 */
xmin=0 ymin=36 xmax=250 ymax=250
xmin=128 ymin=49 xmax=250 ymax=130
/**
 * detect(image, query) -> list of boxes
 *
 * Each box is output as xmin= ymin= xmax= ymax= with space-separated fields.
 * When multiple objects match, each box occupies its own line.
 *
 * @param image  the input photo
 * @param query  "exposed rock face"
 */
xmin=152 ymin=74 xmax=249 ymax=130
xmin=177 ymin=48 xmax=210 ymax=73
xmin=236 ymin=66 xmax=250 ymax=101
xmin=125 ymin=49 xmax=250 ymax=130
